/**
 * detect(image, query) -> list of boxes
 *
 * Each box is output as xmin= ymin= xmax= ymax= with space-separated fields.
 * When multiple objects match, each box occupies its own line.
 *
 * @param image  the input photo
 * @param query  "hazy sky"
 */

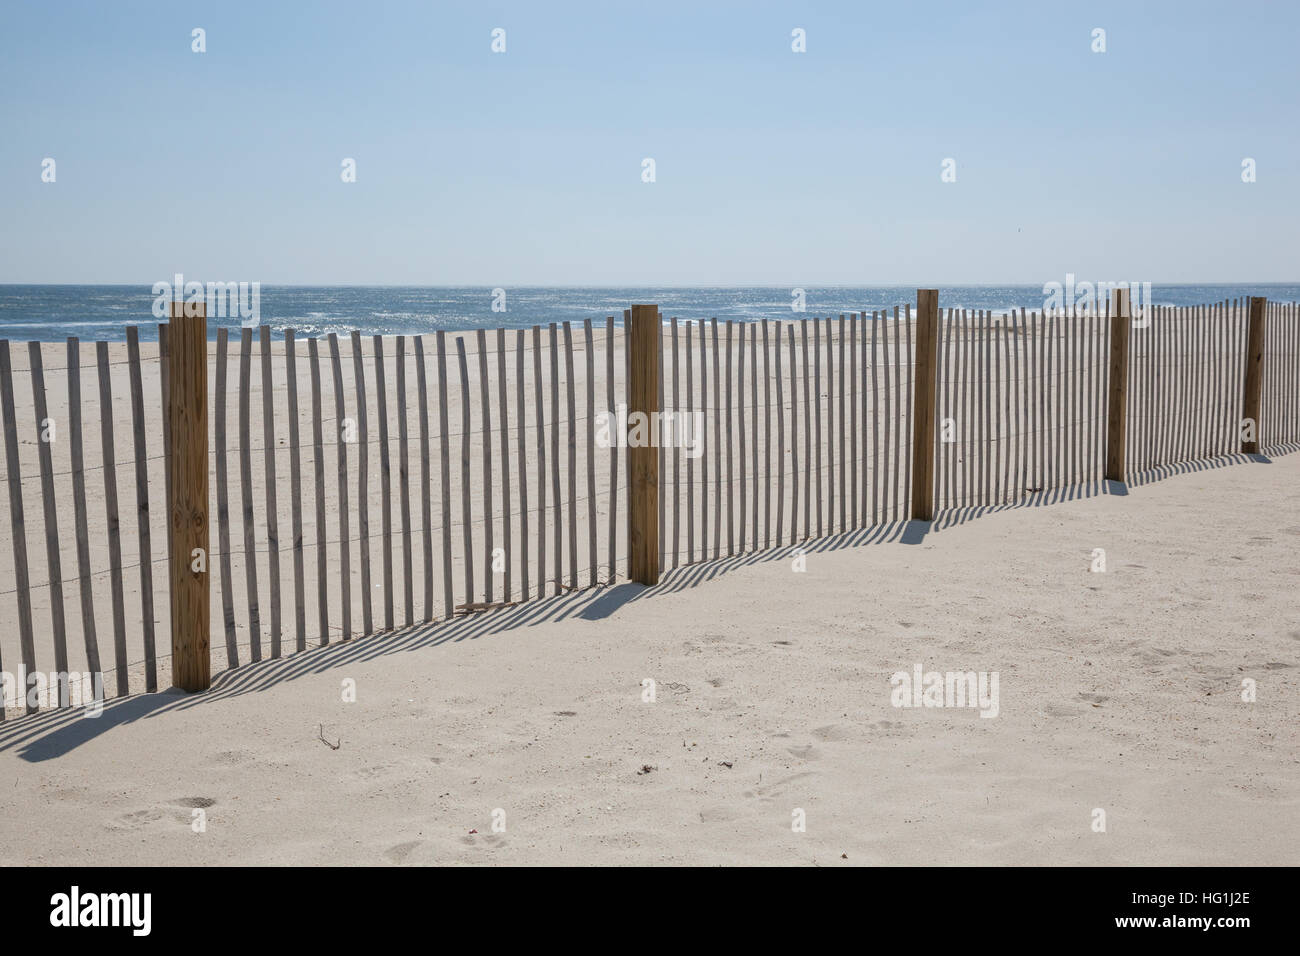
xmin=1 ymin=0 xmax=1296 ymax=285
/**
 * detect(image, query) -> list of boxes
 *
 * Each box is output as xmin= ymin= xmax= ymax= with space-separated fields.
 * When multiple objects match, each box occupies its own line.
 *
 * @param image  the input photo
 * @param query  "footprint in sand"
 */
xmin=384 ymin=840 xmax=423 ymax=863
xmin=106 ymin=797 xmax=216 ymax=830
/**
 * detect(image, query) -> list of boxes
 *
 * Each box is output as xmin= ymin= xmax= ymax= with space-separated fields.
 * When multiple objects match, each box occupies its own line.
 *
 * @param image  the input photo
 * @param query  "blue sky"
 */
xmin=1 ymin=0 xmax=1296 ymax=284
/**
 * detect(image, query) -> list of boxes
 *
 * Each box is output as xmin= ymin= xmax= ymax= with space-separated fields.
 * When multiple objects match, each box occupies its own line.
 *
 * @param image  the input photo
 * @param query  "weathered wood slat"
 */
xmin=350 ymin=332 xmax=372 ymax=637
xmin=415 ymin=336 xmax=434 ymax=621
xmin=750 ymin=322 xmax=759 ymax=543
xmin=125 ymin=328 xmax=159 ymax=688
xmin=500 ymin=328 xmax=515 ymax=599
xmin=669 ymin=318 xmax=679 ymax=566
xmin=308 ymin=338 xmax=329 ymax=644
xmin=606 ymin=319 xmax=617 ymax=579
xmin=562 ymin=322 xmax=577 ymax=588
xmin=394 ymin=337 xmax=413 ymax=625
xmin=533 ymin=326 xmax=546 ymax=599
xmin=65 ymin=339 xmax=104 ymax=684
xmin=158 ymin=325 xmax=173 ymax=643
xmin=327 ymin=334 xmax=351 ymax=641
xmin=436 ymin=333 xmax=454 ymax=618
xmin=516 ymin=329 xmax=530 ymax=598
xmin=371 ymin=335 xmax=393 ymax=632
xmin=238 ymin=329 xmax=262 ymax=658
xmin=711 ymin=319 xmax=722 ymax=559
xmin=0 ymin=342 xmax=37 ymax=715
xmin=286 ymin=330 xmax=307 ymax=650
xmin=788 ymin=324 xmax=800 ymax=544
xmin=96 ymin=342 xmax=129 ymax=695
xmin=802 ymin=320 xmax=812 ymax=534
xmin=478 ymin=329 xmax=495 ymax=602
xmin=763 ymin=319 xmax=773 ymax=547
xmin=456 ymin=336 xmax=475 ymax=603
xmin=583 ymin=320 xmax=596 ymax=587
xmin=775 ymin=320 xmax=785 ymax=545
xmin=850 ymin=315 xmax=858 ymax=525
xmin=548 ymin=324 xmax=562 ymax=594
xmin=699 ymin=321 xmax=709 ymax=560
xmin=837 ymin=315 xmax=846 ymax=531
xmin=26 ymin=345 xmax=67 ymax=706
xmin=736 ymin=322 xmax=745 ymax=553
xmin=724 ymin=321 xmax=734 ymax=555
xmin=685 ymin=321 xmax=695 ymax=563
xmin=214 ymin=330 xmax=239 ymax=667
xmin=260 ymin=327 xmax=282 ymax=657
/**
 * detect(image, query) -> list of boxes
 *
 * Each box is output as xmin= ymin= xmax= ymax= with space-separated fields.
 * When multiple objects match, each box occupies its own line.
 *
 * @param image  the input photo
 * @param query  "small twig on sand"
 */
xmin=318 ymin=724 xmax=340 ymax=750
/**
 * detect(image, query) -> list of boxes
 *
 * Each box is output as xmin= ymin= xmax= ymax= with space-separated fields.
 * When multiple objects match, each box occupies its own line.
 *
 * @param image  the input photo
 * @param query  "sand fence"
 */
xmin=0 ymin=292 xmax=1297 ymax=716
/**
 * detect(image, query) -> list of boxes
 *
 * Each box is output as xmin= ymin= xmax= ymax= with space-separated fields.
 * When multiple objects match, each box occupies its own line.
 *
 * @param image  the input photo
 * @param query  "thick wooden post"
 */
xmin=627 ymin=304 xmax=660 ymax=585
xmin=1241 ymin=296 xmax=1267 ymax=454
xmin=1104 ymin=288 xmax=1131 ymax=483
xmin=910 ymin=289 xmax=940 ymax=520
xmin=169 ymin=301 xmax=210 ymax=691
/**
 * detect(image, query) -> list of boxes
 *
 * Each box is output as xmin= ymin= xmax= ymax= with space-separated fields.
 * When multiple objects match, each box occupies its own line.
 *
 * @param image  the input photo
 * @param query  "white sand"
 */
xmin=0 ymin=447 xmax=1295 ymax=865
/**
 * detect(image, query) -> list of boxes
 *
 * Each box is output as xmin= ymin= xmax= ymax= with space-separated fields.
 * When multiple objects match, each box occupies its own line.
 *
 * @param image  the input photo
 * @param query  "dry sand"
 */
xmin=0 ymin=446 xmax=1295 ymax=865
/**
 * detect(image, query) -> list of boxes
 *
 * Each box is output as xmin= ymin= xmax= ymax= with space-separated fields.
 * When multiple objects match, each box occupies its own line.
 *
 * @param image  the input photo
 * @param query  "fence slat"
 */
xmin=66 ymin=339 xmax=104 ymax=684
xmin=395 ymin=337 xmax=413 ymax=625
xmin=686 ymin=321 xmax=695 ymax=563
xmin=750 ymin=323 xmax=759 ymax=544
xmin=159 ymin=325 xmax=172 ymax=641
xmin=214 ymin=330 xmax=238 ymax=667
xmin=606 ymin=319 xmax=616 ymax=580
xmin=478 ymin=330 xmax=495 ymax=602
xmin=775 ymin=320 xmax=786 ymax=544
xmin=669 ymin=318 xmax=679 ymax=567
xmin=502 ymin=328 xmax=516 ymax=599
xmin=711 ymin=319 xmax=722 ymax=559
xmin=260 ymin=327 xmax=282 ymax=657
xmin=372 ymin=335 xmax=393 ymax=632
xmin=548 ymin=324 xmax=562 ymax=594
xmin=583 ymin=320 xmax=596 ymax=588
xmin=238 ymin=329 xmax=263 ymax=659
xmin=327 ymin=334 xmax=351 ymax=641
xmin=456 ymin=337 xmax=475 ymax=604
xmin=803 ymin=320 xmax=813 ymax=534
xmin=533 ymin=326 xmax=546 ymax=600
xmin=286 ymin=330 xmax=307 ymax=650
xmin=736 ymin=322 xmax=745 ymax=553
xmin=415 ymin=336 xmax=434 ymax=621
xmin=789 ymin=325 xmax=800 ymax=545
xmin=0 ymin=342 xmax=36 ymax=715
xmin=308 ymin=338 xmax=329 ymax=644
xmin=562 ymin=322 xmax=577 ymax=589
xmin=28 ymin=345 xmax=67 ymax=706
xmin=763 ymin=319 xmax=773 ymax=547
xmin=125 ymin=328 xmax=159 ymax=689
xmin=350 ymin=332 xmax=372 ymax=637
xmin=725 ymin=321 xmax=734 ymax=555
xmin=837 ymin=315 xmax=846 ymax=532
xmin=850 ymin=315 xmax=858 ymax=526
xmin=516 ymin=329 xmax=530 ymax=598
xmin=96 ymin=342 xmax=129 ymax=695
xmin=436 ymin=333 xmax=454 ymax=617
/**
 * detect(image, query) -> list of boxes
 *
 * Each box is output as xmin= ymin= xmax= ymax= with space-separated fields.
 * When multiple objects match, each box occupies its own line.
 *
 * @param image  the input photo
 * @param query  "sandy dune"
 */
xmin=0 ymin=446 xmax=1295 ymax=866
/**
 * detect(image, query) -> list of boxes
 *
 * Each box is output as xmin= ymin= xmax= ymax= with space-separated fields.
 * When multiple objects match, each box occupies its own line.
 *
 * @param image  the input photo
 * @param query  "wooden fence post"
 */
xmin=169 ymin=301 xmax=210 ymax=691
xmin=1241 ymin=296 xmax=1267 ymax=454
xmin=627 ymin=304 xmax=660 ymax=585
xmin=910 ymin=289 xmax=940 ymax=520
xmin=1105 ymin=288 xmax=1131 ymax=483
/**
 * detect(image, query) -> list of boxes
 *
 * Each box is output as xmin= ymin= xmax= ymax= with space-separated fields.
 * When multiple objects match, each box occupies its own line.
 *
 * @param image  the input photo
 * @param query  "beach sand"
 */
xmin=0 ymin=445 xmax=1295 ymax=865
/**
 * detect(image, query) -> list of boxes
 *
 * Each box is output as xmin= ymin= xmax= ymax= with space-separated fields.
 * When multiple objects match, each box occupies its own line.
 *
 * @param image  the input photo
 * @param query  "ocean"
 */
xmin=1 ymin=284 xmax=1297 ymax=342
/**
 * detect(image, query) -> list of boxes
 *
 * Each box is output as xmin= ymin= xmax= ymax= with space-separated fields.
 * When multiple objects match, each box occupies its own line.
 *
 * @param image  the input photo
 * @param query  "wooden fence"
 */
xmin=0 ymin=292 xmax=1297 ymax=716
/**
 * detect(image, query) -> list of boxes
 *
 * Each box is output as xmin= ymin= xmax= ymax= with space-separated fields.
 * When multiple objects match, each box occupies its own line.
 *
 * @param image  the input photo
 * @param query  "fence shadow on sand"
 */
xmin=0 ymin=448 xmax=1276 ymax=763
